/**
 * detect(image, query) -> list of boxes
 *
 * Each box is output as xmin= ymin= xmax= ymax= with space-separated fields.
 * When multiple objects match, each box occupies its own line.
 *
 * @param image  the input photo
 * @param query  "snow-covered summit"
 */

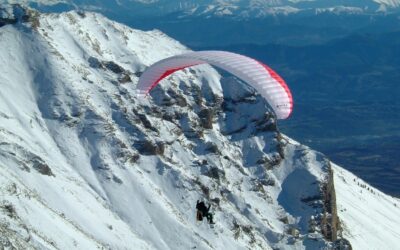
xmin=0 ymin=7 xmax=399 ymax=249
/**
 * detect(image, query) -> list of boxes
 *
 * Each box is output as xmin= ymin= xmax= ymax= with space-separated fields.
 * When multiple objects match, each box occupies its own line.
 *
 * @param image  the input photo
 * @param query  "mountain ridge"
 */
xmin=0 ymin=7 xmax=399 ymax=249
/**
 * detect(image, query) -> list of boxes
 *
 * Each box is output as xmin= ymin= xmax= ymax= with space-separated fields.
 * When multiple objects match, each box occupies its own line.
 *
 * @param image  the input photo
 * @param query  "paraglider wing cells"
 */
xmin=137 ymin=51 xmax=293 ymax=119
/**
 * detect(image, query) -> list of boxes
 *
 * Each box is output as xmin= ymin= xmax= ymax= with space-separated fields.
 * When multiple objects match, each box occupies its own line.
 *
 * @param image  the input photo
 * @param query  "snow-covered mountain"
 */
xmin=0 ymin=5 xmax=399 ymax=249
xmin=1 ymin=0 xmax=400 ymax=18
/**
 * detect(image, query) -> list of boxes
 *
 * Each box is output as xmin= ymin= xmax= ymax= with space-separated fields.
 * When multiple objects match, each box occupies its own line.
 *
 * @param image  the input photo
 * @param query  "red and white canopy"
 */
xmin=137 ymin=51 xmax=293 ymax=119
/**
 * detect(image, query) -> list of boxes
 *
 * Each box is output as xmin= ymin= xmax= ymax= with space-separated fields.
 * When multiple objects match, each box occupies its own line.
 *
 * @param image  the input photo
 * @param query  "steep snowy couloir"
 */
xmin=0 ymin=6 xmax=399 ymax=249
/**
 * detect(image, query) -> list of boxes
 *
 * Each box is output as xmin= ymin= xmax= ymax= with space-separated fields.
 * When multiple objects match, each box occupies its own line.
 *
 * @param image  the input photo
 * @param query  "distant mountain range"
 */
xmin=3 ymin=0 xmax=400 ymax=19
xmin=5 ymin=0 xmax=400 ymax=48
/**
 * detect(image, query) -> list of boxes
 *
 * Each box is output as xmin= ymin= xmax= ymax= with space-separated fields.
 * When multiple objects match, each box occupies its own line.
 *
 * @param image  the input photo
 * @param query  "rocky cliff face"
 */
xmin=321 ymin=165 xmax=339 ymax=242
xmin=0 ymin=6 xmax=399 ymax=250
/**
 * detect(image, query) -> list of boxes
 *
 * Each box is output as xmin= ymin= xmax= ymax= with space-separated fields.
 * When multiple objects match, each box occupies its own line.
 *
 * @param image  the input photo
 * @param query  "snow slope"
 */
xmin=0 ymin=7 xmax=399 ymax=249
xmin=333 ymin=164 xmax=400 ymax=249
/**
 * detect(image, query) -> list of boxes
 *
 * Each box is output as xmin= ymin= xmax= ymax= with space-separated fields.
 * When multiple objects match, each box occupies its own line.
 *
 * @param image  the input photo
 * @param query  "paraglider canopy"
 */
xmin=136 ymin=51 xmax=293 ymax=119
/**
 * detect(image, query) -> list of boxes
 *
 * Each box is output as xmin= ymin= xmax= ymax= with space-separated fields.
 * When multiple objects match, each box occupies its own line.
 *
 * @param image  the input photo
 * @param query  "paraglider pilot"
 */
xmin=196 ymin=200 xmax=214 ymax=224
